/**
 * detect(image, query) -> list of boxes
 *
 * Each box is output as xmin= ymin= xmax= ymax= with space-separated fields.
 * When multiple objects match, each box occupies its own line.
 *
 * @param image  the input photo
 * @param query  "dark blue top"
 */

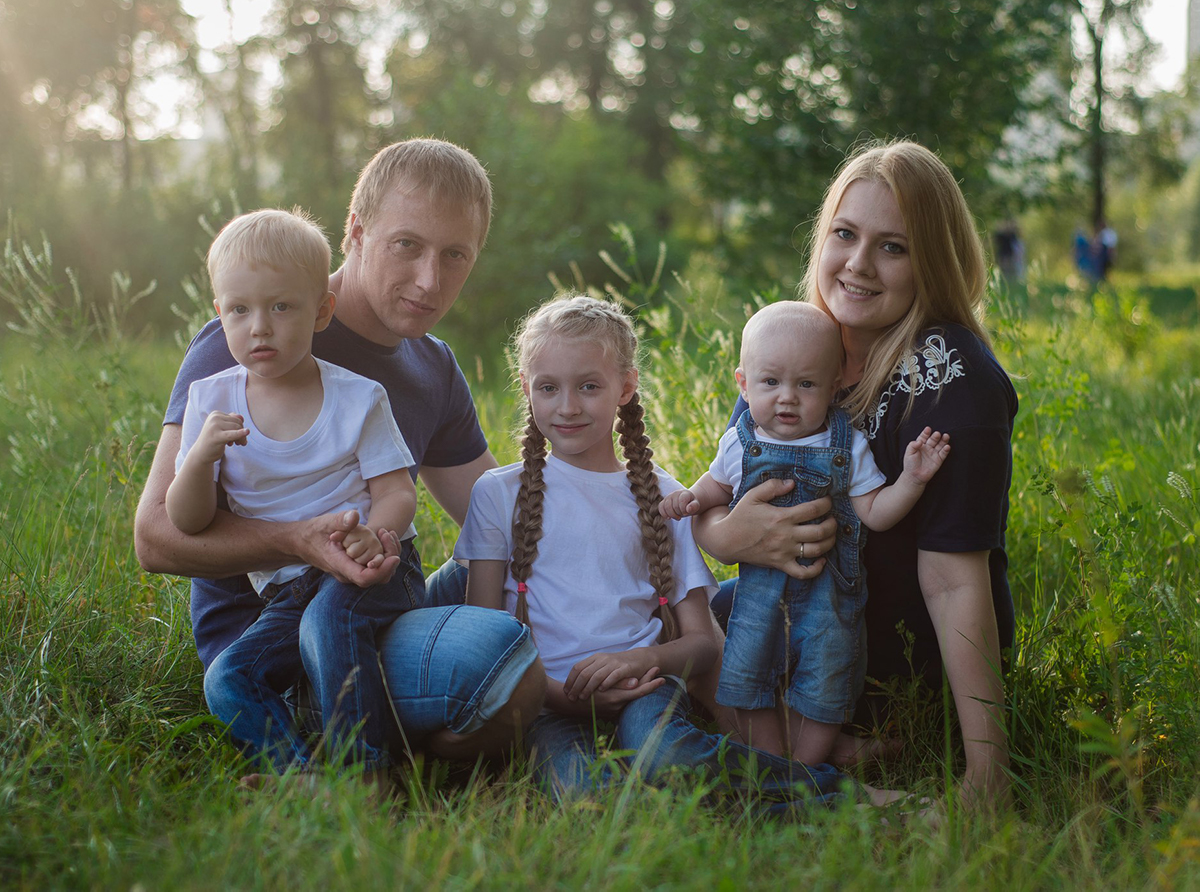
xmin=729 ymin=323 xmax=1017 ymax=725
xmin=164 ymin=315 xmax=489 ymax=668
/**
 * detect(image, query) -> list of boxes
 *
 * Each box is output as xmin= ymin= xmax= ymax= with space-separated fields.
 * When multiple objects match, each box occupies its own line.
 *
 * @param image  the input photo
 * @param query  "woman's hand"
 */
xmin=692 ymin=478 xmax=837 ymax=579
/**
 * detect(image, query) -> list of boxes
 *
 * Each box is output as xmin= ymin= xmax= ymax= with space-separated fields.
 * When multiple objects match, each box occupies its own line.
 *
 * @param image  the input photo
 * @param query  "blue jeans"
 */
xmin=526 ymin=678 xmax=856 ymax=811
xmin=204 ymin=565 xmax=415 ymax=772
xmin=200 ymin=555 xmax=537 ymax=766
xmin=378 ymin=602 xmax=538 ymax=751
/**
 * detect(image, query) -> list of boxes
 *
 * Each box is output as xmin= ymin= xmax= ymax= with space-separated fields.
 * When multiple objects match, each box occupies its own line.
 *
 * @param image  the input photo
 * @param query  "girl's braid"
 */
xmin=509 ymin=404 xmax=546 ymax=626
xmin=617 ymin=392 xmax=679 ymax=642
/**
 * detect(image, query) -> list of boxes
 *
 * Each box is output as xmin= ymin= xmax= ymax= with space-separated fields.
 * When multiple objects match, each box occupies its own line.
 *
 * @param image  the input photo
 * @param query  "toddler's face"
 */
xmin=736 ymin=330 xmax=840 ymax=441
xmin=213 ymin=262 xmax=333 ymax=382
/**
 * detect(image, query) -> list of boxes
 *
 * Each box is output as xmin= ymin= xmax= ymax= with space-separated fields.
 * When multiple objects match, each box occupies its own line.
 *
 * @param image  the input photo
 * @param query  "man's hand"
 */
xmin=302 ymin=509 xmax=401 ymax=586
xmin=192 ymin=411 xmax=249 ymax=464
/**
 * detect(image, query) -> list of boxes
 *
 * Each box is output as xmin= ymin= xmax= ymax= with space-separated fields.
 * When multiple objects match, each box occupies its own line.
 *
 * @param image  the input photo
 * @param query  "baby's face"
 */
xmin=735 ymin=331 xmax=840 ymax=441
xmin=213 ymin=262 xmax=333 ymax=382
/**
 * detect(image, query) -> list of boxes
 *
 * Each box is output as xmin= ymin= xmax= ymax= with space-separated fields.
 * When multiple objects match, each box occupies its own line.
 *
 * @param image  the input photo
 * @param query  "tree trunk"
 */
xmin=1090 ymin=20 xmax=1105 ymax=229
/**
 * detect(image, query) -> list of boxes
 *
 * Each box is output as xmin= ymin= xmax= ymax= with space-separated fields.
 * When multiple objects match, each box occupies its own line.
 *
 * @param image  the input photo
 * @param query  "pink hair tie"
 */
xmin=658 ymin=596 xmax=668 ymax=606
xmin=517 ymin=583 xmax=528 ymax=594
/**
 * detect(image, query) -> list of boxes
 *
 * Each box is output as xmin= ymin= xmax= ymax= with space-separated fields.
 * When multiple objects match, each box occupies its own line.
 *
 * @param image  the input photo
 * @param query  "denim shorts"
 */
xmin=718 ymin=563 xmax=867 ymax=724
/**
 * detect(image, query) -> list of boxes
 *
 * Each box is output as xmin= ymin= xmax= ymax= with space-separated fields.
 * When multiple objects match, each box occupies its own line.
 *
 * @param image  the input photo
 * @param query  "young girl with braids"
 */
xmin=454 ymin=293 xmax=903 ymax=808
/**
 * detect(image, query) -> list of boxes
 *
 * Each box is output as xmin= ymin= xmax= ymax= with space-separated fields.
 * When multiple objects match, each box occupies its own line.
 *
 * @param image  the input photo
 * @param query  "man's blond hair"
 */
xmin=342 ymin=138 xmax=493 ymax=255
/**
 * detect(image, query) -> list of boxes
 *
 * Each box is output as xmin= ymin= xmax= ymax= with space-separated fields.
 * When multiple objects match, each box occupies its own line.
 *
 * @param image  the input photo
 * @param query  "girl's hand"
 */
xmin=586 ymin=669 xmax=665 ymax=720
xmin=564 ymin=650 xmax=656 ymax=701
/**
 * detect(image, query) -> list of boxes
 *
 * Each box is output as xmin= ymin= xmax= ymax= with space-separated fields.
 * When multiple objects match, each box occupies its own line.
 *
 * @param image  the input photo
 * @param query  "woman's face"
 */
xmin=816 ymin=179 xmax=916 ymax=339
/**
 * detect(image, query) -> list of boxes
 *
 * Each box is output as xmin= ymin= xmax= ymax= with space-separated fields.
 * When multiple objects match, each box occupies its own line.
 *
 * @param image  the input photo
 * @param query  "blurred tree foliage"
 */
xmin=0 ymin=0 xmax=1191 ymax=354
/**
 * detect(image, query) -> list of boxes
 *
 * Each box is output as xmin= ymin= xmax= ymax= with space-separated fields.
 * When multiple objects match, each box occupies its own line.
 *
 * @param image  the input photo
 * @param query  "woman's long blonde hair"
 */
xmin=508 ymin=293 xmax=679 ymax=642
xmin=799 ymin=140 xmax=990 ymax=425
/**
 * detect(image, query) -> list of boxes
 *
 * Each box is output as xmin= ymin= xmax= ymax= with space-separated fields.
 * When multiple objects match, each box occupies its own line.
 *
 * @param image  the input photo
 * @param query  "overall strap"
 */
xmin=827 ymin=407 xmax=853 ymax=453
xmin=734 ymin=407 xmax=758 ymax=450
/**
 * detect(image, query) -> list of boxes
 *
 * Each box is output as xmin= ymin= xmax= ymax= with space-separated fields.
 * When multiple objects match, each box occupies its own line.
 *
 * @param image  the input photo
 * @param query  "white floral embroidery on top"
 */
xmin=865 ymin=333 xmax=965 ymax=440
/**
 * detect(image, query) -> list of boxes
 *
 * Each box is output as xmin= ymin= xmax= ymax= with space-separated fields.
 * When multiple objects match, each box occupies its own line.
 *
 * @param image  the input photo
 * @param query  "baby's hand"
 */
xmin=659 ymin=488 xmax=699 ymax=520
xmin=340 ymin=524 xmax=385 ymax=569
xmin=194 ymin=411 xmax=249 ymax=464
xmin=903 ymin=427 xmax=951 ymax=484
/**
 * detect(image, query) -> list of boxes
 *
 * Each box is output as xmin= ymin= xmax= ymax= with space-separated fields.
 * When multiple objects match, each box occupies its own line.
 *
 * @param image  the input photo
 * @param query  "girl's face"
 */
xmin=521 ymin=337 xmax=638 ymax=473
xmin=816 ymin=179 xmax=916 ymax=341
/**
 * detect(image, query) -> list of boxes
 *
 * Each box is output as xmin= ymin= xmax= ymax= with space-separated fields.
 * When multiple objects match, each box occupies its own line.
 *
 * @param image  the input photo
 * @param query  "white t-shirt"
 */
xmin=176 ymin=358 xmax=415 ymax=591
xmin=454 ymin=453 xmax=718 ymax=683
xmin=708 ymin=424 xmax=886 ymax=498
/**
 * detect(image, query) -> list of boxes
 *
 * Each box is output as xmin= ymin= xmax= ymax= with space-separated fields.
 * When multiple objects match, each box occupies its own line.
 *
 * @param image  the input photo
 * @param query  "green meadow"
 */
xmin=3 ymin=235 xmax=1200 ymax=890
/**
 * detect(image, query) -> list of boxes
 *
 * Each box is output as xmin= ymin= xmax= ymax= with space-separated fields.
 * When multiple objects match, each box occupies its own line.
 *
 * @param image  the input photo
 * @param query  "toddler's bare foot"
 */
xmin=863 ymin=783 xmax=908 ymax=807
xmin=829 ymin=731 xmax=902 ymax=768
xmin=238 ymin=772 xmax=274 ymax=791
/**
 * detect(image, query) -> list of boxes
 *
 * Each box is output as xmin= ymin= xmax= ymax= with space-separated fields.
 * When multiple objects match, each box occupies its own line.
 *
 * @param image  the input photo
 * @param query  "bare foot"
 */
xmin=863 ymin=783 xmax=908 ymax=807
xmin=829 ymin=731 xmax=903 ymax=769
xmin=238 ymin=772 xmax=275 ymax=791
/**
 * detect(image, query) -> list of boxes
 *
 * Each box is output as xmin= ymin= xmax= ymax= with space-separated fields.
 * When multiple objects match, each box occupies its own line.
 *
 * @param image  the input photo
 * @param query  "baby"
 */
xmin=661 ymin=301 xmax=949 ymax=764
xmin=166 ymin=208 xmax=418 ymax=787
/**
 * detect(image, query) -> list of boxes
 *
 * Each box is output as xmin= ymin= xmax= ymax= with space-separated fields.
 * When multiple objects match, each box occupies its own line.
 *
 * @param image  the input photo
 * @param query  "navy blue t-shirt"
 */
xmin=164 ymin=315 xmax=489 ymax=669
xmin=728 ymin=323 xmax=1017 ymax=725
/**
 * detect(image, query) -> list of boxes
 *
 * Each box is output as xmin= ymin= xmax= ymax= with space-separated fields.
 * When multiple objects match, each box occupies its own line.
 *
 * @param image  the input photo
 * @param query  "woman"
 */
xmin=697 ymin=140 xmax=1017 ymax=806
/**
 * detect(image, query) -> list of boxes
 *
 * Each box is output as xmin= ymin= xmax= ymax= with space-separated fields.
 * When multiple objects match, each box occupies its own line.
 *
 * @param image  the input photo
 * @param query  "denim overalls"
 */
xmin=715 ymin=407 xmax=869 ymax=724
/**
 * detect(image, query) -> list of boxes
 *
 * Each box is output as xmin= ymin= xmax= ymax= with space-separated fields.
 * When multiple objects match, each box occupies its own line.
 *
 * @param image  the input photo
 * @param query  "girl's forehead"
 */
xmin=528 ymin=334 xmax=611 ymax=362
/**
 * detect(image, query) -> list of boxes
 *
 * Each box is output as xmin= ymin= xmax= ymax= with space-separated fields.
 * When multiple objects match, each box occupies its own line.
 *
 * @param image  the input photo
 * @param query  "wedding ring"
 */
xmin=800 ymin=542 xmax=806 ymax=559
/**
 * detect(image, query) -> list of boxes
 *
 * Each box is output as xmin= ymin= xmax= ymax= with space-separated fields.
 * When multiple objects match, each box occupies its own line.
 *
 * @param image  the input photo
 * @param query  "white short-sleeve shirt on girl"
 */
xmin=708 ymin=423 xmax=886 ymax=497
xmin=454 ymin=453 xmax=718 ymax=684
xmin=175 ymin=358 xmax=415 ymax=592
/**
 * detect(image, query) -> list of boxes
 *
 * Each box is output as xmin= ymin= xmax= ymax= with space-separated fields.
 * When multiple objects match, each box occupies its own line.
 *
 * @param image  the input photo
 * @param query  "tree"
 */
xmin=263 ymin=0 xmax=381 ymax=231
xmin=667 ymin=0 xmax=1070 ymax=268
xmin=380 ymin=54 xmax=672 ymax=353
xmin=1070 ymin=0 xmax=1156 ymax=229
xmin=0 ymin=0 xmax=198 ymax=190
xmin=393 ymin=0 xmax=697 ymax=186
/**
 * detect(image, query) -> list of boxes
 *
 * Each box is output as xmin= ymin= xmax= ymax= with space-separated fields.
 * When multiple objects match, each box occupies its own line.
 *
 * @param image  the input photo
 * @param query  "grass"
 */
xmin=3 ymin=235 xmax=1200 ymax=888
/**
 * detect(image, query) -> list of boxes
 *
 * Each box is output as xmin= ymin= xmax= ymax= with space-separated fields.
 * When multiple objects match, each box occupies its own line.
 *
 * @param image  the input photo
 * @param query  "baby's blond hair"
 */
xmin=740 ymin=301 xmax=843 ymax=375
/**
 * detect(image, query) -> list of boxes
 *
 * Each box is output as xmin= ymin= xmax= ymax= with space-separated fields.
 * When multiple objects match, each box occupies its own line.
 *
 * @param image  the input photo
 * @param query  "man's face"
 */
xmin=346 ymin=187 xmax=484 ymax=345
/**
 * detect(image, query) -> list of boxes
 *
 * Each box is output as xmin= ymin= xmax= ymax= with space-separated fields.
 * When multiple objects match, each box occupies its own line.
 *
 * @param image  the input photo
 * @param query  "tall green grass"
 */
xmin=3 ymin=232 xmax=1200 ymax=888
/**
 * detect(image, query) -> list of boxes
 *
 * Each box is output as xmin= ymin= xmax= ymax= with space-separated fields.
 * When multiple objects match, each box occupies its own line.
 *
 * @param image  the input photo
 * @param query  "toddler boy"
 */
xmin=166 ymin=208 xmax=418 ymax=785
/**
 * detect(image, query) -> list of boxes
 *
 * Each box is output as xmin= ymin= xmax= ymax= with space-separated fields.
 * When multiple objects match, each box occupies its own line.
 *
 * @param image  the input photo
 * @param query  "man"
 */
xmin=135 ymin=138 xmax=545 ymax=763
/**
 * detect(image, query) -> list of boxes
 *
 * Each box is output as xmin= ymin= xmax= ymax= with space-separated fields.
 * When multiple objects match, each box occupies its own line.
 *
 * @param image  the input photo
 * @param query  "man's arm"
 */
xmin=135 ymin=424 xmax=400 ymax=584
xmin=418 ymin=449 xmax=500 ymax=527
